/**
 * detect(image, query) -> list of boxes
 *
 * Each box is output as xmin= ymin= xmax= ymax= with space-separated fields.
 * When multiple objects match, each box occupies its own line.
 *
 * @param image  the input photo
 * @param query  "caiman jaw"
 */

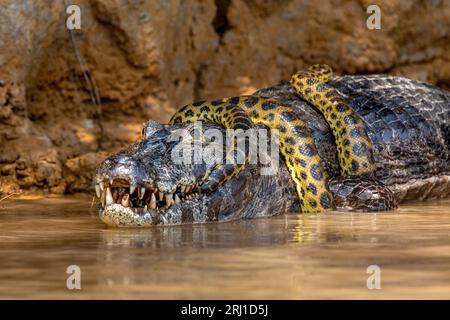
xmin=94 ymin=178 xmax=201 ymax=222
xmin=93 ymin=120 xmax=254 ymax=227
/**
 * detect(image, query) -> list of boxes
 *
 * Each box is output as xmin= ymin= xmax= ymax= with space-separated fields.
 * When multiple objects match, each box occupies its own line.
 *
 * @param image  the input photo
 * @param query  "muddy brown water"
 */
xmin=0 ymin=195 xmax=449 ymax=299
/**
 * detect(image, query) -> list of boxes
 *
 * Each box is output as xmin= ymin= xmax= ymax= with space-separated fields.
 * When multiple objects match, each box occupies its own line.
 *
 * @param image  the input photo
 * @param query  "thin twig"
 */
xmin=0 ymin=192 xmax=21 ymax=203
xmin=67 ymin=14 xmax=104 ymax=149
xmin=90 ymin=195 xmax=96 ymax=209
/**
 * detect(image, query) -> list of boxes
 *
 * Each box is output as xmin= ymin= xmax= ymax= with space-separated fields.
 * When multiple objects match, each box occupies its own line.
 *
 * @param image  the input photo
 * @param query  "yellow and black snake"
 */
xmin=170 ymin=65 xmax=376 ymax=213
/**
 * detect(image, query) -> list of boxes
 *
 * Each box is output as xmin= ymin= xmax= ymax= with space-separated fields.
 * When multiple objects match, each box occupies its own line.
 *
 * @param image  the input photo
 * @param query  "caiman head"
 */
xmin=94 ymin=119 xmax=296 ymax=227
xmin=94 ymin=118 xmax=397 ymax=227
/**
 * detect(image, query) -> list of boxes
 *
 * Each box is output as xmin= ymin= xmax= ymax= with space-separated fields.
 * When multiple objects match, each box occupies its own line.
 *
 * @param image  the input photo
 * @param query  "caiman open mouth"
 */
xmin=95 ymin=178 xmax=201 ymax=214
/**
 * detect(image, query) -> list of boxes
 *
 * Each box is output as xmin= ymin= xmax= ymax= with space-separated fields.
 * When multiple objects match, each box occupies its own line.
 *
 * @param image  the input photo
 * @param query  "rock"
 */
xmin=0 ymin=177 xmax=20 ymax=198
xmin=64 ymin=151 xmax=110 ymax=193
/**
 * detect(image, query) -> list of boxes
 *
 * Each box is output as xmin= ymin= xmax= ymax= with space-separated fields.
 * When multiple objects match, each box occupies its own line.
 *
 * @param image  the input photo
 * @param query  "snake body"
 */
xmin=170 ymin=101 xmax=252 ymax=193
xmin=170 ymin=65 xmax=377 ymax=213
xmin=291 ymin=65 xmax=376 ymax=176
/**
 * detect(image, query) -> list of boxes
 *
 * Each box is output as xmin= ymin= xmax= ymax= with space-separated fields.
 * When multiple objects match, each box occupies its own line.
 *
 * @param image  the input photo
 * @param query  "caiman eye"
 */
xmin=142 ymin=119 xmax=164 ymax=139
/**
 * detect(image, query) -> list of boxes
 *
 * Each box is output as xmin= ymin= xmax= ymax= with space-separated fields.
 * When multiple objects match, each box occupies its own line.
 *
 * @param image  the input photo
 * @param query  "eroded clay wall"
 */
xmin=0 ymin=0 xmax=449 ymax=195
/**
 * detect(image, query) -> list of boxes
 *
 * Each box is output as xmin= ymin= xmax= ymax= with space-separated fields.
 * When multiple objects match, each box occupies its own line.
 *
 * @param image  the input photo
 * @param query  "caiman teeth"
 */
xmin=138 ymin=187 xmax=146 ymax=199
xmin=98 ymin=181 xmax=201 ymax=211
xmin=113 ymin=190 xmax=119 ymax=202
xmin=165 ymin=193 xmax=173 ymax=206
xmin=149 ymin=193 xmax=156 ymax=209
xmin=106 ymin=187 xmax=113 ymax=206
xmin=121 ymin=193 xmax=130 ymax=207
xmin=95 ymin=185 xmax=101 ymax=198
xmin=100 ymin=191 xmax=105 ymax=207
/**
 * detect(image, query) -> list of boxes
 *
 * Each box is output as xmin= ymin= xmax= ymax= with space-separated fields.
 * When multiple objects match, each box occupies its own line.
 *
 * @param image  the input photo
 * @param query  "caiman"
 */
xmin=94 ymin=65 xmax=450 ymax=227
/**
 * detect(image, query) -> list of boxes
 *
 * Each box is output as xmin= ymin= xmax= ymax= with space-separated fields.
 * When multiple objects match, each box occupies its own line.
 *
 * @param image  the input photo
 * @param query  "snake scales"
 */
xmin=170 ymin=65 xmax=379 ymax=213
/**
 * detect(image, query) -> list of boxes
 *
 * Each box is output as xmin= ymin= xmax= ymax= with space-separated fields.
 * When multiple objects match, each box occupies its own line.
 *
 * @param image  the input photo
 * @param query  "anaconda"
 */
xmin=170 ymin=65 xmax=376 ymax=213
xmin=94 ymin=68 xmax=450 ymax=227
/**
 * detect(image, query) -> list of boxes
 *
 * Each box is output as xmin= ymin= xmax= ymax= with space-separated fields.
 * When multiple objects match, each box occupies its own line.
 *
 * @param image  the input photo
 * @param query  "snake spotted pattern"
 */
xmin=291 ymin=65 xmax=376 ymax=176
xmin=170 ymin=65 xmax=376 ymax=213
xmin=170 ymin=101 xmax=253 ymax=193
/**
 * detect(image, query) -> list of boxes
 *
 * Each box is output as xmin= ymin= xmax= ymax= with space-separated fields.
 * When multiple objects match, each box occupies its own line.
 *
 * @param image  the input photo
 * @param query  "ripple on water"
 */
xmin=0 ymin=196 xmax=449 ymax=299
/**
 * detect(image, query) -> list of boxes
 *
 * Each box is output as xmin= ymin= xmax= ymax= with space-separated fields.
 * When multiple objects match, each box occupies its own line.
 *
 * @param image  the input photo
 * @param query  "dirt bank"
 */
xmin=0 ymin=0 xmax=449 ymax=196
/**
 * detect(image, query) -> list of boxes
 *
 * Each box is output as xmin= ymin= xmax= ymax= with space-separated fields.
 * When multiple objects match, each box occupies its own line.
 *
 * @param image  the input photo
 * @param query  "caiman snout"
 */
xmin=94 ymin=151 xmax=204 ymax=226
xmin=96 ymin=153 xmax=147 ymax=187
xmin=93 ymin=121 xmax=219 ymax=227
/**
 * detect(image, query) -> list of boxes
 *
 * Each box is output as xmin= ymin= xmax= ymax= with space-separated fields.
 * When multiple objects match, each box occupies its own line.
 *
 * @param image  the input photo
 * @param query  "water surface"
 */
xmin=1 ymin=195 xmax=449 ymax=299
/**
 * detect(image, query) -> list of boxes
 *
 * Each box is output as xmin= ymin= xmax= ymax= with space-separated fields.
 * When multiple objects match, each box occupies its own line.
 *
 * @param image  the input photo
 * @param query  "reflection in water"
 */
xmin=0 ymin=195 xmax=449 ymax=298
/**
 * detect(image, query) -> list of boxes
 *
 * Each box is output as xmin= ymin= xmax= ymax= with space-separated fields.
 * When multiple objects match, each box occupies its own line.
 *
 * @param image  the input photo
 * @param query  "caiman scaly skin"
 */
xmin=170 ymin=65 xmax=376 ymax=213
xmin=94 ymin=73 xmax=450 ymax=227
